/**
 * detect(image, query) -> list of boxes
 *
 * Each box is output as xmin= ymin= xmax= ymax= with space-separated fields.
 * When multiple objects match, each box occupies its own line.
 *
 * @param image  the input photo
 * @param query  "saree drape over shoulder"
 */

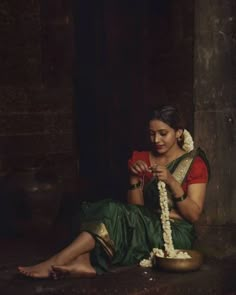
xmin=75 ymin=148 xmax=209 ymax=274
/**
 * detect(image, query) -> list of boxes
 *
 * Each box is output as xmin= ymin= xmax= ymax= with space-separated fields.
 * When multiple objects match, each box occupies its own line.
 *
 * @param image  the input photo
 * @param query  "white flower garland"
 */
xmin=140 ymin=129 xmax=194 ymax=267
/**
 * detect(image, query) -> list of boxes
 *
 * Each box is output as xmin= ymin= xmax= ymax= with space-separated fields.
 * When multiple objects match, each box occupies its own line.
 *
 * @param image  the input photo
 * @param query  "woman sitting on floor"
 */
xmin=18 ymin=105 xmax=210 ymax=279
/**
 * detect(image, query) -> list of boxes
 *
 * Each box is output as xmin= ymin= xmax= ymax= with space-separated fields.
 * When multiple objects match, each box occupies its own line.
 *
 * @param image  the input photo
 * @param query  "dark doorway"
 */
xmin=72 ymin=0 xmax=194 ymax=201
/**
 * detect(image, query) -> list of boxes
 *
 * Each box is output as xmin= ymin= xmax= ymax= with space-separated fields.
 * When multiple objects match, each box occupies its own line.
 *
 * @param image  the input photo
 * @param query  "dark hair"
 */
xmin=147 ymin=105 xmax=184 ymax=130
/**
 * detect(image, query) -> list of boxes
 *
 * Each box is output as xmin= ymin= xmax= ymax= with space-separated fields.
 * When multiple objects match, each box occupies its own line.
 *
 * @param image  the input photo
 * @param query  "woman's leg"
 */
xmin=51 ymin=252 xmax=96 ymax=279
xmin=18 ymin=232 xmax=96 ymax=278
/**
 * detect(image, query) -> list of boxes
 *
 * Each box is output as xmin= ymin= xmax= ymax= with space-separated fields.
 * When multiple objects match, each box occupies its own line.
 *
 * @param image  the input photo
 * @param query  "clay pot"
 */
xmin=10 ymin=167 xmax=63 ymax=234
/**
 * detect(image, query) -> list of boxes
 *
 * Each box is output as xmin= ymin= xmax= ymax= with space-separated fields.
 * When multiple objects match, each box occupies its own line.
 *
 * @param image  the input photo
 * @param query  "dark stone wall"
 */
xmin=0 ymin=0 xmax=195 ymax=233
xmin=0 ymin=0 xmax=77 ymax=190
xmin=0 ymin=0 xmax=194 ymax=196
xmin=194 ymin=0 xmax=236 ymax=257
xmin=1 ymin=0 xmax=234 ymax=256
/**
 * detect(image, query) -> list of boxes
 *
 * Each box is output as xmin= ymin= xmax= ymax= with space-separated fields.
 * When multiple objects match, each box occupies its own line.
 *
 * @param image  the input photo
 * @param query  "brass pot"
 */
xmin=154 ymin=249 xmax=203 ymax=272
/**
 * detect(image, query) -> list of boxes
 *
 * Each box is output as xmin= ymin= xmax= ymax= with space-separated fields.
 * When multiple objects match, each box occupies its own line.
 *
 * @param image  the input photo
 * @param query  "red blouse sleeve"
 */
xmin=182 ymin=156 xmax=209 ymax=192
xmin=185 ymin=156 xmax=209 ymax=185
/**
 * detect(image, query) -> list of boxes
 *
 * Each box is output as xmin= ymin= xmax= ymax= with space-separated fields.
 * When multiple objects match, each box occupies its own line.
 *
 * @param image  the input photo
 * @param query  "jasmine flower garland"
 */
xmin=140 ymin=129 xmax=194 ymax=268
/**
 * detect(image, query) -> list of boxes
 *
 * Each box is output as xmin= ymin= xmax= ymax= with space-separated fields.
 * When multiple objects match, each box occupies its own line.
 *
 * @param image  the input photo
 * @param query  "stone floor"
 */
xmin=0 ymin=227 xmax=236 ymax=295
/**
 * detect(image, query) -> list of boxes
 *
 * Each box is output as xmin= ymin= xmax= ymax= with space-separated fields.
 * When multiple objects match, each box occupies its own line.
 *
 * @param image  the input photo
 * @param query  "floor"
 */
xmin=0 ymin=226 xmax=236 ymax=295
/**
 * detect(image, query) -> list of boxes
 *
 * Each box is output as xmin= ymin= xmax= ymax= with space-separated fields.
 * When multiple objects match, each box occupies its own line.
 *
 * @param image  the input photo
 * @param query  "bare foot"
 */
xmin=18 ymin=260 xmax=55 ymax=279
xmin=52 ymin=261 xmax=96 ymax=279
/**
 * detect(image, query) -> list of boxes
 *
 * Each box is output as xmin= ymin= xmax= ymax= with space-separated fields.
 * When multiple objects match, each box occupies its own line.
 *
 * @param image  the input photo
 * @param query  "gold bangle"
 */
xmin=128 ymin=181 xmax=141 ymax=190
xmin=174 ymin=192 xmax=187 ymax=203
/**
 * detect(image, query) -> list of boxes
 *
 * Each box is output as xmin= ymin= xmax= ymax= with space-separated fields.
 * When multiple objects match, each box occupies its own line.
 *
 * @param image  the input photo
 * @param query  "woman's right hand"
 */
xmin=129 ymin=160 xmax=149 ymax=176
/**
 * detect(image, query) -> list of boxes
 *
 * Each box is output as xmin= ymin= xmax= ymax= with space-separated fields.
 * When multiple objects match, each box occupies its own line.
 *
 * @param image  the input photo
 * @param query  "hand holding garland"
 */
xmin=152 ymin=163 xmax=206 ymax=223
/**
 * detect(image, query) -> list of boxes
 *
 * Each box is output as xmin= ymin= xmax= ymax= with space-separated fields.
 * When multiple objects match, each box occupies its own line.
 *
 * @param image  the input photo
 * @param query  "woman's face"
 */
xmin=149 ymin=119 xmax=182 ymax=155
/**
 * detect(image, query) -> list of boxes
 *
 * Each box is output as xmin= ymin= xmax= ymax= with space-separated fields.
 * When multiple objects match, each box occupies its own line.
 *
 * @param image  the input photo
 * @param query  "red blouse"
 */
xmin=128 ymin=151 xmax=208 ymax=192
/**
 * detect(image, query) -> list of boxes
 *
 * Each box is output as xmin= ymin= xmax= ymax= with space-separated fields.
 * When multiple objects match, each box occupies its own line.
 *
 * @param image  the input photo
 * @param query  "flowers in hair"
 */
xmin=182 ymin=129 xmax=194 ymax=152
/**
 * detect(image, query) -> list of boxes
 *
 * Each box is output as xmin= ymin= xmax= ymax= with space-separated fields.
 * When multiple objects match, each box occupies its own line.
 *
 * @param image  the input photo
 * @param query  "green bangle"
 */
xmin=129 ymin=181 xmax=141 ymax=190
xmin=174 ymin=192 xmax=187 ymax=203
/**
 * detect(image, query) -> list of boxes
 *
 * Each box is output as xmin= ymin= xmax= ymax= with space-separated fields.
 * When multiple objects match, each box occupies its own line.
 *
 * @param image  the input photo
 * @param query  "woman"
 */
xmin=18 ymin=105 xmax=210 ymax=279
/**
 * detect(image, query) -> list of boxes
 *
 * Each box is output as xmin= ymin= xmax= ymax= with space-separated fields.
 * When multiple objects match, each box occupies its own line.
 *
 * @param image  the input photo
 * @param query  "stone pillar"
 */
xmin=194 ymin=0 xmax=236 ymax=256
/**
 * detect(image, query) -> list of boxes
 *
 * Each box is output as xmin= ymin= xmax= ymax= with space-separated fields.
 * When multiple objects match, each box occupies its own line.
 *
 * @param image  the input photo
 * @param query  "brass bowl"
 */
xmin=154 ymin=249 xmax=203 ymax=272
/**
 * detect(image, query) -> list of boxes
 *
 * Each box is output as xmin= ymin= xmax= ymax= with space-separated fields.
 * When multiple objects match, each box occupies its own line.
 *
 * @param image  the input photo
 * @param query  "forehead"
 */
xmin=149 ymin=119 xmax=172 ymax=131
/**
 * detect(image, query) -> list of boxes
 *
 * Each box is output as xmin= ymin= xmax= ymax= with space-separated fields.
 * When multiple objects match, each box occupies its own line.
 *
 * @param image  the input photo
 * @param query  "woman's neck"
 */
xmin=150 ymin=146 xmax=185 ymax=166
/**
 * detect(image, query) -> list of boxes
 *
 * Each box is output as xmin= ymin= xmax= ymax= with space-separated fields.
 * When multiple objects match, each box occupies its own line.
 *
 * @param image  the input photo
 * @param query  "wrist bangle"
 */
xmin=128 ymin=181 xmax=141 ymax=190
xmin=174 ymin=192 xmax=187 ymax=203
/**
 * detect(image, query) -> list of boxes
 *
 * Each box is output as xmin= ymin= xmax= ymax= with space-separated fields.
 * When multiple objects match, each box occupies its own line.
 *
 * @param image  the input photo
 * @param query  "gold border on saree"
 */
xmin=80 ymin=222 xmax=115 ymax=258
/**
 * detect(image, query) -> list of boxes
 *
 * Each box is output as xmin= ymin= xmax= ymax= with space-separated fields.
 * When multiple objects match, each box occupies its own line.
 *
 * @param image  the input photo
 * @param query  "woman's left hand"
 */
xmin=151 ymin=165 xmax=174 ymax=185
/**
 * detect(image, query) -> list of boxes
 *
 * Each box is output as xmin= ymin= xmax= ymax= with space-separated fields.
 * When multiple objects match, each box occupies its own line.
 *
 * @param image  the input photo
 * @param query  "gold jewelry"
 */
xmin=128 ymin=181 xmax=141 ymax=190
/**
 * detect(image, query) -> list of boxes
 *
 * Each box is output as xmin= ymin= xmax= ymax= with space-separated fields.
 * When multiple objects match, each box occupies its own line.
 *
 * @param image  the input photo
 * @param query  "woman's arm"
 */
xmin=168 ymin=178 xmax=207 ymax=222
xmin=127 ymin=158 xmax=150 ymax=205
xmin=175 ymin=183 xmax=207 ymax=222
xmin=156 ymin=165 xmax=207 ymax=223
xmin=127 ymin=175 xmax=144 ymax=205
